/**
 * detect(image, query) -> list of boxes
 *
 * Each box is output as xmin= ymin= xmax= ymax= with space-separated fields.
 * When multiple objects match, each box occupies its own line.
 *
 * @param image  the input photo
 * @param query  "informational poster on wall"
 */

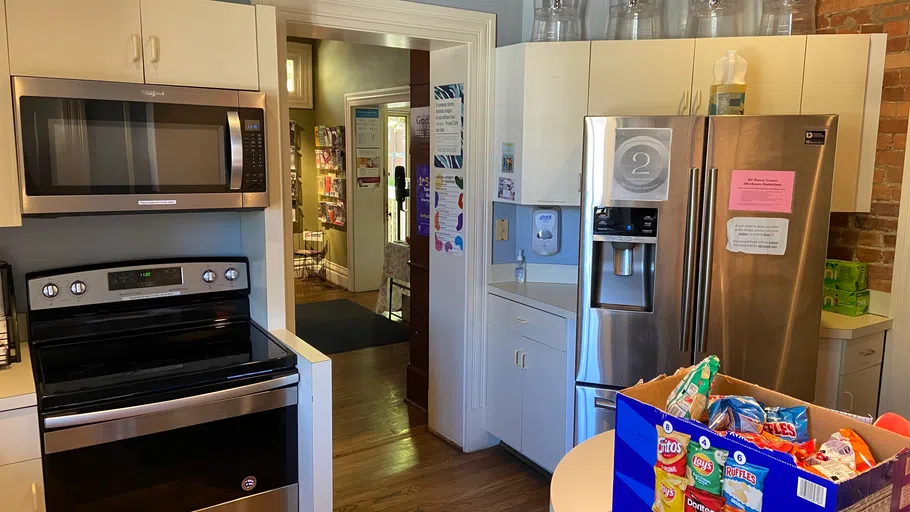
xmin=501 ymin=142 xmax=515 ymax=173
xmin=728 ymin=170 xmax=795 ymax=213
xmin=355 ymin=148 xmax=381 ymax=188
xmin=411 ymin=106 xmax=430 ymax=144
xmin=416 ymin=164 xmax=430 ymax=236
xmin=432 ymin=83 xmax=464 ymax=169
xmin=354 ymin=108 xmax=380 ymax=148
xmin=609 ymin=127 xmax=672 ymax=202
xmin=726 ymin=217 xmax=789 ymax=256
xmin=433 ymin=169 xmax=464 ymax=257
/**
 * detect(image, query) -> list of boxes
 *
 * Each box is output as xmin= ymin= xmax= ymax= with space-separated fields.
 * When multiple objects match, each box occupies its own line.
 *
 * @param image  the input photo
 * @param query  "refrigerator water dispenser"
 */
xmin=591 ymin=207 xmax=657 ymax=312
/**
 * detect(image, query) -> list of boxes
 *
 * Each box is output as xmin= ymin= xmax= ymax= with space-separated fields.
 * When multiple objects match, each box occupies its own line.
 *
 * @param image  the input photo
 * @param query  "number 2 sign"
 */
xmin=610 ymin=127 xmax=673 ymax=202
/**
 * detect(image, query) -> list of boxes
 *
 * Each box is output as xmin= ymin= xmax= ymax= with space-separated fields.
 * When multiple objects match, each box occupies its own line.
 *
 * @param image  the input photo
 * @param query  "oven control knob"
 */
xmin=224 ymin=268 xmax=239 ymax=281
xmin=202 ymin=270 xmax=217 ymax=283
xmin=42 ymin=283 xmax=59 ymax=298
xmin=70 ymin=281 xmax=86 ymax=295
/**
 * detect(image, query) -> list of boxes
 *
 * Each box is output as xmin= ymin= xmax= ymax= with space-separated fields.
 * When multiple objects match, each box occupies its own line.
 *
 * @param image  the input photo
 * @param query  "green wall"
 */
xmin=293 ymin=38 xmax=410 ymax=267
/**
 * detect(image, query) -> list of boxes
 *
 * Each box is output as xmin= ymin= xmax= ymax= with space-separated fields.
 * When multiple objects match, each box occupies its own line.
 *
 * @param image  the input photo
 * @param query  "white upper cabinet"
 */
xmin=494 ymin=42 xmax=591 ymax=206
xmin=802 ymin=35 xmax=886 ymax=213
xmin=5 ymin=0 xmax=259 ymax=91
xmin=140 ymin=0 xmax=259 ymax=90
xmin=6 ymin=0 xmax=144 ymax=83
xmin=691 ymin=36 xmax=806 ymax=115
xmin=0 ymin=0 xmax=21 ymax=227
xmin=589 ymin=40 xmax=696 ymax=116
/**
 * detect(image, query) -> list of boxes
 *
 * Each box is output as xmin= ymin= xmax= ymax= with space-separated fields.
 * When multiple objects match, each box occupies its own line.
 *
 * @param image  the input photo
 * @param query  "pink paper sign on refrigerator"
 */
xmin=728 ymin=170 xmax=796 ymax=213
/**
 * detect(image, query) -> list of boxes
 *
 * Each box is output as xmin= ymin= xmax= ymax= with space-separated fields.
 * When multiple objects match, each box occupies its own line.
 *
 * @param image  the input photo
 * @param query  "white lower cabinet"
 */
xmin=815 ymin=330 xmax=885 ymax=417
xmin=838 ymin=365 xmax=881 ymax=418
xmin=0 ymin=458 xmax=46 ymax=512
xmin=486 ymin=294 xmax=571 ymax=473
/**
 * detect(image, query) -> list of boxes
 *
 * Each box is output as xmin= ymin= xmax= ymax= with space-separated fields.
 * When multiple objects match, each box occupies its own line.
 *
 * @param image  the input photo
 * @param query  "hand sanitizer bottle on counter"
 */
xmin=515 ymin=249 xmax=526 ymax=284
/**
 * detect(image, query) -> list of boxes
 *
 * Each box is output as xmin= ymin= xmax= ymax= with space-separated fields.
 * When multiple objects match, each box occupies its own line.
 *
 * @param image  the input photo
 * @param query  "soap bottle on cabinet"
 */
xmin=515 ymin=249 xmax=526 ymax=284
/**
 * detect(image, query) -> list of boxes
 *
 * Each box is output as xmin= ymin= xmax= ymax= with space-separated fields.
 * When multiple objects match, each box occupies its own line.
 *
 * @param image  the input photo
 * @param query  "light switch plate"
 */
xmin=495 ymin=219 xmax=509 ymax=241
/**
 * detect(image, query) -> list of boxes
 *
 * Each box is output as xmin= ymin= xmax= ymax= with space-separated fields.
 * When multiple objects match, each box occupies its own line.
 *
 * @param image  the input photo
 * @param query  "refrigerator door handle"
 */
xmin=680 ymin=167 xmax=701 ymax=352
xmin=694 ymin=167 xmax=718 ymax=355
xmin=594 ymin=397 xmax=617 ymax=410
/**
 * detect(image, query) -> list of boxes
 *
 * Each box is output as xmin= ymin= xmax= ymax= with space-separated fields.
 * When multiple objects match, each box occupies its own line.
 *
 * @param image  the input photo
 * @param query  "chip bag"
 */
xmin=707 ymin=396 xmax=765 ymax=435
xmin=687 ymin=441 xmax=728 ymax=495
xmin=722 ymin=460 xmax=769 ymax=512
xmin=667 ymin=355 xmax=720 ymax=420
xmin=657 ymin=426 xmax=691 ymax=477
xmin=654 ymin=466 xmax=688 ymax=512
xmin=764 ymin=406 xmax=809 ymax=443
xmin=806 ymin=428 xmax=876 ymax=475
xmin=685 ymin=486 xmax=725 ymax=512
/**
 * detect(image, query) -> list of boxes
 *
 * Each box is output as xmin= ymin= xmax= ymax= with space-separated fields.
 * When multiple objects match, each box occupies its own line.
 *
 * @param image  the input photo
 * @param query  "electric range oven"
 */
xmin=26 ymin=258 xmax=298 ymax=512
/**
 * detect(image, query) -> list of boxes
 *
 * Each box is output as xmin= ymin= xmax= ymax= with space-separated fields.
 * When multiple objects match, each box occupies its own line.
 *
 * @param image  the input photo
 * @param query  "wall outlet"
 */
xmin=495 ymin=219 xmax=509 ymax=241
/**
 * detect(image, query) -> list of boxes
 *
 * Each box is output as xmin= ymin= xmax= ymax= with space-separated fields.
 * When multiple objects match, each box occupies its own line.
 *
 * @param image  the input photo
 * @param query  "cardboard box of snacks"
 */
xmin=613 ymin=370 xmax=910 ymax=511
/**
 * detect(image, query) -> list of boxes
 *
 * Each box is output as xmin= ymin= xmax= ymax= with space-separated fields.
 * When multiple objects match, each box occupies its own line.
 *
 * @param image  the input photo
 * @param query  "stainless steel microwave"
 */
xmin=13 ymin=77 xmax=268 ymax=215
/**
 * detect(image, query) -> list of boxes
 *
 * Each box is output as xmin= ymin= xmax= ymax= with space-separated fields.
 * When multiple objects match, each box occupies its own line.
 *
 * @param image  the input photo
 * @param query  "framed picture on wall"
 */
xmin=286 ymin=42 xmax=313 ymax=109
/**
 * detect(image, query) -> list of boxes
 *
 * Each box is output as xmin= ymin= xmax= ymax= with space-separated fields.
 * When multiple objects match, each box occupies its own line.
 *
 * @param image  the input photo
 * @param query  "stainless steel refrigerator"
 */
xmin=575 ymin=115 xmax=838 ymax=444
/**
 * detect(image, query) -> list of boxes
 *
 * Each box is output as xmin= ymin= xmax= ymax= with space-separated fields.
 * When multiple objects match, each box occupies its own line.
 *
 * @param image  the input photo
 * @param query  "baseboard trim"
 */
xmin=324 ymin=261 xmax=348 ymax=289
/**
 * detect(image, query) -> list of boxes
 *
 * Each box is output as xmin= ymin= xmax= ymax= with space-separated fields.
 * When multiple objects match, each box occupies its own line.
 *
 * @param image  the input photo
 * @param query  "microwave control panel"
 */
xmin=240 ymin=108 xmax=266 ymax=192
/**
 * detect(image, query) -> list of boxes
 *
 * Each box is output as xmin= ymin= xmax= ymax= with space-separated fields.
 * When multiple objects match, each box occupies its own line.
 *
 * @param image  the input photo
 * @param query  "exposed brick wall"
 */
xmin=818 ymin=1 xmax=908 ymax=292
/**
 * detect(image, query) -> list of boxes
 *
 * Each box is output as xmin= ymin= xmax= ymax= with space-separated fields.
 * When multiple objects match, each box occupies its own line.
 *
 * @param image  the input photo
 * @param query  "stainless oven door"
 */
xmin=13 ymin=77 xmax=267 ymax=215
xmin=41 ymin=374 xmax=298 ymax=512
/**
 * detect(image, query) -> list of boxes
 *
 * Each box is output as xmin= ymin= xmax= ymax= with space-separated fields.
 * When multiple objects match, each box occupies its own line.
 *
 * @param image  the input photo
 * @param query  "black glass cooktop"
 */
xmin=32 ymin=321 xmax=296 ymax=413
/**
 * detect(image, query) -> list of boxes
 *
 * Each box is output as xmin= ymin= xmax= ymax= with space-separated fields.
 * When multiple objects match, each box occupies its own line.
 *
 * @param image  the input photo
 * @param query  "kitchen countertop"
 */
xmin=820 ymin=311 xmax=892 ymax=340
xmin=0 ymin=343 xmax=36 ymax=412
xmin=550 ymin=430 xmax=614 ymax=512
xmin=488 ymin=282 xmax=578 ymax=318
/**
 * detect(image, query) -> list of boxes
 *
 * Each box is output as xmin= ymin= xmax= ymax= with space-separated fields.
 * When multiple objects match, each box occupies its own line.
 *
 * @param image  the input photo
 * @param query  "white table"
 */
xmin=550 ymin=430 xmax=614 ymax=512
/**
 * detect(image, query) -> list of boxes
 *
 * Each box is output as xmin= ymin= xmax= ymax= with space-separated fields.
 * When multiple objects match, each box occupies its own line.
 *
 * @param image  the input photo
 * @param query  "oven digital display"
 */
xmin=108 ymin=267 xmax=183 ymax=291
xmin=244 ymin=119 xmax=261 ymax=131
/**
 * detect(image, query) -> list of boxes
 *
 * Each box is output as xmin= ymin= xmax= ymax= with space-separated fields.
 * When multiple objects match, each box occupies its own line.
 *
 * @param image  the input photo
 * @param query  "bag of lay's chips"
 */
xmin=654 ymin=466 xmax=688 ymax=512
xmin=685 ymin=487 xmax=725 ymax=512
xmin=667 ymin=355 xmax=720 ymax=420
xmin=764 ymin=406 xmax=808 ymax=443
xmin=722 ymin=460 xmax=768 ymax=512
xmin=657 ymin=426 xmax=691 ymax=477
xmin=686 ymin=441 xmax=728 ymax=495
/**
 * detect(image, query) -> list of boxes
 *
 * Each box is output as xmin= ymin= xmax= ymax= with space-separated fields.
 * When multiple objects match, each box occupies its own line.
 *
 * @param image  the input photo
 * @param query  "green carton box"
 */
xmin=824 ymin=259 xmax=869 ymax=291
xmin=822 ymin=286 xmax=870 ymax=316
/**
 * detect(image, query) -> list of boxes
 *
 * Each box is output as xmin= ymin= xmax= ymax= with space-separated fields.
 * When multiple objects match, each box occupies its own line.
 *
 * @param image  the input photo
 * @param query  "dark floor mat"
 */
xmin=294 ymin=299 xmax=410 ymax=355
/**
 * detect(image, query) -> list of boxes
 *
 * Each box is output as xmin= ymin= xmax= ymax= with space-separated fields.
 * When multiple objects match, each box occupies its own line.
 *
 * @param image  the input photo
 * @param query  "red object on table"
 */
xmin=874 ymin=413 xmax=910 ymax=438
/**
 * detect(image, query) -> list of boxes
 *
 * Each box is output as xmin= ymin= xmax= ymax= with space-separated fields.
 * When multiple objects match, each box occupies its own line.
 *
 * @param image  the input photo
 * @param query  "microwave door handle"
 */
xmin=227 ymin=111 xmax=243 ymax=190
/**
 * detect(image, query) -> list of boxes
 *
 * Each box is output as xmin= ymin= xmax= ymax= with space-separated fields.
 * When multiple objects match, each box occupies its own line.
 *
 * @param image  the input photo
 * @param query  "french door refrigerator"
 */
xmin=575 ymin=115 xmax=838 ymax=444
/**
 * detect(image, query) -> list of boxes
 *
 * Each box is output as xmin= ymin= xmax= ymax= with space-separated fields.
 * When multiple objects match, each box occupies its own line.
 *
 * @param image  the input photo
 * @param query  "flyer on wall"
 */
xmin=433 ymin=169 xmax=464 ymax=257
xmin=432 ymin=83 xmax=464 ymax=169
xmin=354 ymin=108 xmax=381 ymax=148
xmin=416 ymin=164 xmax=430 ymax=236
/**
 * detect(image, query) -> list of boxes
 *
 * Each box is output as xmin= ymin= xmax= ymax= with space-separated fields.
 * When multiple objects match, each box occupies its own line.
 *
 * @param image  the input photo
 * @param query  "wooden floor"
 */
xmin=294 ymin=277 xmax=551 ymax=511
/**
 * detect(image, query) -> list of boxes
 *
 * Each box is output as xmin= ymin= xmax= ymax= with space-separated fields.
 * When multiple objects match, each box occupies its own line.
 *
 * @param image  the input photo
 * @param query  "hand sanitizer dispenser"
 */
xmin=531 ymin=207 xmax=560 ymax=256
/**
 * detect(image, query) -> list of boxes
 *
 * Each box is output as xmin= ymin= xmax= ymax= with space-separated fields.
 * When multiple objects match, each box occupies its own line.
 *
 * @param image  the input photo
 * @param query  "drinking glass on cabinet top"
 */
xmin=687 ymin=0 xmax=741 ymax=38
xmin=608 ymin=0 xmax=663 ymax=40
xmin=759 ymin=0 xmax=816 ymax=35
xmin=531 ymin=0 xmax=586 ymax=42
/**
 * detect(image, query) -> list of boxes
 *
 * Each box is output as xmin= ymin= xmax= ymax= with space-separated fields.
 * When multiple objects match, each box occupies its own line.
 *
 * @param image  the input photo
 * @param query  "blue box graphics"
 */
xmin=613 ymin=372 xmax=910 ymax=512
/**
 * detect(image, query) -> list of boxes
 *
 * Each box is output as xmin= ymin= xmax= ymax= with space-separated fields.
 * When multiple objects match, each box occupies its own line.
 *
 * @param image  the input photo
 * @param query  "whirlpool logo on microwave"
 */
xmin=141 ymin=89 xmax=165 ymax=98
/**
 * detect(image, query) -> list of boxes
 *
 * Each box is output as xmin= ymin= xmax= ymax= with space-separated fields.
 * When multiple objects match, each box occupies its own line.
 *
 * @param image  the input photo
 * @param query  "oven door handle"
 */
xmin=44 ymin=373 xmax=298 ymax=430
xmin=228 ymin=110 xmax=243 ymax=190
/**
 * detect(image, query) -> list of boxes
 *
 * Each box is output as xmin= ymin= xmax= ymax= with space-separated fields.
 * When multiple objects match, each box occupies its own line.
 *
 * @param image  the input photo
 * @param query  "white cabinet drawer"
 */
xmin=0 ymin=407 xmax=41 ymax=466
xmin=0 ymin=458 xmax=46 ymax=512
xmin=488 ymin=295 xmax=567 ymax=351
xmin=842 ymin=332 xmax=884 ymax=375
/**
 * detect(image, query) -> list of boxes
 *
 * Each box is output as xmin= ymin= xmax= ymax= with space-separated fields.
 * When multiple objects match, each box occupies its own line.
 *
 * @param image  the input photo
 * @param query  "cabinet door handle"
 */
xmin=131 ymin=34 xmax=142 ymax=63
xmin=148 ymin=35 xmax=160 ymax=63
xmin=842 ymin=391 xmax=855 ymax=412
xmin=858 ymin=348 xmax=876 ymax=356
xmin=31 ymin=483 xmax=38 ymax=512
xmin=515 ymin=317 xmax=529 ymax=324
xmin=514 ymin=349 xmax=520 ymax=366
xmin=520 ymin=352 xmax=527 ymax=370
xmin=678 ymin=89 xmax=690 ymax=115
xmin=691 ymin=89 xmax=702 ymax=114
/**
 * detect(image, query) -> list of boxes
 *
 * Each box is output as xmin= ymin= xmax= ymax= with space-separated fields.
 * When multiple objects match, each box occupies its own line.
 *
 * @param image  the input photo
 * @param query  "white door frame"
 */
xmin=882 ymin=115 xmax=910 ymax=418
xmin=254 ymin=0 xmax=496 ymax=490
xmin=344 ymin=87 xmax=410 ymax=292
